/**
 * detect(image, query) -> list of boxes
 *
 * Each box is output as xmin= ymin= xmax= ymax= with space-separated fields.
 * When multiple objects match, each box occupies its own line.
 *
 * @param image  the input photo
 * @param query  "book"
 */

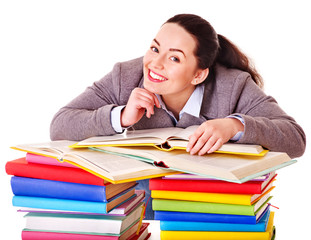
xmin=154 ymin=204 xmax=270 ymax=224
xmin=73 ymin=126 xmax=268 ymax=156
xmin=12 ymin=188 xmax=136 ymax=214
xmin=162 ymin=172 xmax=273 ymax=181
xmin=11 ymin=176 xmax=137 ymax=202
xmin=160 ymin=210 xmax=270 ymax=231
xmin=11 ymin=141 xmax=177 ymax=184
xmin=90 ymin=146 xmax=293 ymax=183
xmin=151 ymin=185 xmax=275 ymax=205
xmin=160 ymin=212 xmax=275 ymax=240
xmin=26 ymin=152 xmax=78 ymax=168
xmin=23 ymin=203 xmax=144 ymax=235
xmin=149 ymin=173 xmax=276 ymax=194
xmin=5 ymin=158 xmax=110 ymax=186
xmin=12 ymin=141 xmax=295 ymax=184
xmin=18 ymin=190 xmax=145 ymax=216
xmin=152 ymin=194 xmax=272 ymax=216
xmin=21 ymin=222 xmax=150 ymax=240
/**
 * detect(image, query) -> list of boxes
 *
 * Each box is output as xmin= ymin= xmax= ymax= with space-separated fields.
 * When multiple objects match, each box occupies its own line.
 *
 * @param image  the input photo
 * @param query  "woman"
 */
xmin=50 ymin=14 xmax=306 ymax=218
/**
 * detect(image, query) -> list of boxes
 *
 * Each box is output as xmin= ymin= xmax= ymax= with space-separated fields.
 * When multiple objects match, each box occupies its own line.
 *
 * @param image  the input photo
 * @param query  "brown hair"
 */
xmin=165 ymin=14 xmax=264 ymax=88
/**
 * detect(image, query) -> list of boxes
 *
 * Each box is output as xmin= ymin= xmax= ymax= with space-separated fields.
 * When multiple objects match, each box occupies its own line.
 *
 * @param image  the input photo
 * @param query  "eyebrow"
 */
xmin=153 ymin=38 xmax=186 ymax=57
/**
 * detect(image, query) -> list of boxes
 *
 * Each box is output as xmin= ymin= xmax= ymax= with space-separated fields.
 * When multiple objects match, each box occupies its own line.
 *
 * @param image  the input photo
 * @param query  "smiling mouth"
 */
xmin=148 ymin=70 xmax=168 ymax=82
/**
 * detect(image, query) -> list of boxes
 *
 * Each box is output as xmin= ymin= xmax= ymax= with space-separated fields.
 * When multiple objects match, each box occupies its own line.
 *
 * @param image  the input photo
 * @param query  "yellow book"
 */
xmin=151 ymin=185 xmax=275 ymax=205
xmin=72 ymin=126 xmax=269 ymax=156
xmin=160 ymin=211 xmax=275 ymax=240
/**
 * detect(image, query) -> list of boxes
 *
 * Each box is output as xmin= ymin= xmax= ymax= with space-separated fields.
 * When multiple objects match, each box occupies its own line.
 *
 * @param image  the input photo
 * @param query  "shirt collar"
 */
xmin=155 ymin=84 xmax=205 ymax=124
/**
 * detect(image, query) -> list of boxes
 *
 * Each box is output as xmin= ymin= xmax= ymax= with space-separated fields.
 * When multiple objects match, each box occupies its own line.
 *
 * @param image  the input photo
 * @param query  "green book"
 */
xmin=152 ymin=195 xmax=272 ymax=216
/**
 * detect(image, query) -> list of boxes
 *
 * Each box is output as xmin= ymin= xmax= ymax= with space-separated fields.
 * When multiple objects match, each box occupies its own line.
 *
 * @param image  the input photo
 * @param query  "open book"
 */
xmin=12 ymin=141 xmax=296 ymax=184
xmin=72 ymin=126 xmax=268 ymax=156
xmin=11 ymin=141 xmax=177 ymax=184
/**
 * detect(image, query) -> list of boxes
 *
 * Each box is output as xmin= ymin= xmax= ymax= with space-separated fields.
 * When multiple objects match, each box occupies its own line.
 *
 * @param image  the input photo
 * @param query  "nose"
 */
xmin=150 ymin=54 xmax=165 ymax=70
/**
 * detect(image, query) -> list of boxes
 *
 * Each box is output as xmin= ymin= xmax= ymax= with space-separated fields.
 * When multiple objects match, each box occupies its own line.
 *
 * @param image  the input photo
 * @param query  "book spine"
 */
xmin=149 ymin=179 xmax=262 ymax=194
xmin=154 ymin=211 xmax=257 ymax=224
xmin=13 ymin=196 xmax=109 ymax=214
xmin=11 ymin=176 xmax=108 ymax=202
xmin=160 ymin=220 xmax=267 ymax=232
xmin=151 ymin=190 xmax=252 ymax=205
xmin=152 ymin=199 xmax=255 ymax=216
xmin=5 ymin=158 xmax=108 ymax=186
xmin=160 ymin=231 xmax=270 ymax=240
xmin=22 ymin=231 xmax=119 ymax=240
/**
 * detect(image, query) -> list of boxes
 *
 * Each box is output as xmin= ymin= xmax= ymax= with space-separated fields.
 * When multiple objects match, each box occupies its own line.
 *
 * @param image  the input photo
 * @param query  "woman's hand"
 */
xmin=121 ymin=88 xmax=160 ymax=127
xmin=186 ymin=118 xmax=244 ymax=155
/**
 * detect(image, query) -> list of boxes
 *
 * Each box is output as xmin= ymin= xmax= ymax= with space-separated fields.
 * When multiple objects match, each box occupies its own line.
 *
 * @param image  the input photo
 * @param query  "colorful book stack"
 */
xmin=150 ymin=173 xmax=277 ymax=240
xmin=5 ymin=153 xmax=151 ymax=240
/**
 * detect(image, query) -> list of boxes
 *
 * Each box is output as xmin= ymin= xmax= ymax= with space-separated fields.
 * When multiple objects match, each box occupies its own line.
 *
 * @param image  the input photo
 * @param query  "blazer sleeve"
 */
xmin=50 ymin=57 xmax=143 ymax=141
xmin=231 ymin=72 xmax=306 ymax=158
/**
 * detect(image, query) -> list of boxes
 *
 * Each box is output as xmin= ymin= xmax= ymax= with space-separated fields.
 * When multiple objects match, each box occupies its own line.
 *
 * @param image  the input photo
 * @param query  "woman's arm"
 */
xmin=50 ymin=57 xmax=144 ymax=141
xmin=188 ymin=68 xmax=306 ymax=159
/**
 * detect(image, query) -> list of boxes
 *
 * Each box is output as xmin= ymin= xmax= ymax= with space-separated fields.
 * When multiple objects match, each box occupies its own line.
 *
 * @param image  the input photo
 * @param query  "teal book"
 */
xmin=160 ymin=210 xmax=270 ymax=231
xmin=12 ymin=188 xmax=135 ymax=214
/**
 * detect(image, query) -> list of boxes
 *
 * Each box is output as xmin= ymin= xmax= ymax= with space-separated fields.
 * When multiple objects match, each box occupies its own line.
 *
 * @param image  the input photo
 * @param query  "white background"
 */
xmin=1 ymin=0 xmax=310 ymax=239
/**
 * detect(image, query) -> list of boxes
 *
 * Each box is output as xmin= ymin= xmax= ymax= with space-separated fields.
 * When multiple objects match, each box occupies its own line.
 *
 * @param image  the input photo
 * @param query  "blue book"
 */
xmin=160 ymin=210 xmax=270 ymax=232
xmin=155 ymin=205 xmax=269 ymax=225
xmin=12 ymin=188 xmax=136 ymax=214
xmin=11 ymin=176 xmax=136 ymax=202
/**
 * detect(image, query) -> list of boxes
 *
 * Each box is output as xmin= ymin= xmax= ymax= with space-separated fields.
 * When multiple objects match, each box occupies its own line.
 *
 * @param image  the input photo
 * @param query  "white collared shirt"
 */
xmin=110 ymin=85 xmax=244 ymax=141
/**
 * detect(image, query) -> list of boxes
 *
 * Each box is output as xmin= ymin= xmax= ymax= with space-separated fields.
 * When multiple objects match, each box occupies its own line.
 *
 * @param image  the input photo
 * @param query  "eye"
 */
xmin=170 ymin=56 xmax=180 ymax=63
xmin=150 ymin=46 xmax=159 ymax=53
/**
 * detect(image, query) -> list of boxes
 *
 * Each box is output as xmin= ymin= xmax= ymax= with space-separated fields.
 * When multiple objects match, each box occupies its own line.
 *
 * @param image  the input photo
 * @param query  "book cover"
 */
xmin=13 ymin=188 xmax=136 ymax=214
xmin=149 ymin=173 xmax=276 ymax=194
xmin=18 ymin=190 xmax=145 ymax=216
xmin=151 ymin=185 xmax=274 ymax=205
xmin=73 ymin=126 xmax=268 ymax=156
xmin=11 ymin=176 xmax=137 ymax=202
xmin=26 ymin=152 xmax=78 ymax=167
xmin=152 ymin=195 xmax=272 ymax=216
xmin=23 ymin=203 xmax=144 ymax=234
xmin=5 ymin=158 xmax=110 ymax=186
xmin=160 ymin=210 xmax=270 ymax=231
xmin=154 ymin=204 xmax=270 ymax=224
xmin=160 ymin=212 xmax=275 ymax=240
xmin=21 ymin=222 xmax=150 ymax=240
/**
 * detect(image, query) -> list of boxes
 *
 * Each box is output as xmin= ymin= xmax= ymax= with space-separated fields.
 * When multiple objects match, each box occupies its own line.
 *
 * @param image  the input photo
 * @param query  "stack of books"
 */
xmin=5 ymin=153 xmax=151 ymax=240
xmin=150 ymin=173 xmax=277 ymax=240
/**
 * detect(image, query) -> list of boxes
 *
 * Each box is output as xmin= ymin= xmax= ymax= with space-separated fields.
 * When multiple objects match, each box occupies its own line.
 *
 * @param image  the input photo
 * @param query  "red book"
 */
xmin=5 ymin=158 xmax=109 ymax=186
xmin=149 ymin=174 xmax=276 ymax=194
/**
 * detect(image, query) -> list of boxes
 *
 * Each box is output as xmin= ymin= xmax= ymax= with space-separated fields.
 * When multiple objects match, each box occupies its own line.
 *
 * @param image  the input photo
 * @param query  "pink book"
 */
xmin=26 ymin=153 xmax=79 ymax=168
xmin=22 ymin=222 xmax=150 ymax=240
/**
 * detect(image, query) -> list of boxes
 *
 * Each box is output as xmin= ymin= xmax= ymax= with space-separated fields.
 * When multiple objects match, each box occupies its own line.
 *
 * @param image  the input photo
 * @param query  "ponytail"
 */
xmin=165 ymin=14 xmax=264 ymax=88
xmin=216 ymin=34 xmax=264 ymax=88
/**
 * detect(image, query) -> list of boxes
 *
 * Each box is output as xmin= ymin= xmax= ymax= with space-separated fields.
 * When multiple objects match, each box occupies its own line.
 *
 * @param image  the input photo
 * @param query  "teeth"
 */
xmin=150 ymin=71 xmax=167 ymax=81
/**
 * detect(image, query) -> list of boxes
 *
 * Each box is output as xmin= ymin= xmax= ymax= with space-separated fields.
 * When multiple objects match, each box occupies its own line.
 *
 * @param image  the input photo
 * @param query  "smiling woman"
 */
xmin=49 ymin=13 xmax=306 ymax=219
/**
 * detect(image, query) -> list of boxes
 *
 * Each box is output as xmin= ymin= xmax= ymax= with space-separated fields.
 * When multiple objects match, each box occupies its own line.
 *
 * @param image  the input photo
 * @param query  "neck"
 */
xmin=161 ymin=87 xmax=195 ymax=120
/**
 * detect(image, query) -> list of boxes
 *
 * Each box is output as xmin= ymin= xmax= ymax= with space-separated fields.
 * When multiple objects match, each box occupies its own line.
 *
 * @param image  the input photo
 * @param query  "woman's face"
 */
xmin=143 ymin=23 xmax=201 ymax=99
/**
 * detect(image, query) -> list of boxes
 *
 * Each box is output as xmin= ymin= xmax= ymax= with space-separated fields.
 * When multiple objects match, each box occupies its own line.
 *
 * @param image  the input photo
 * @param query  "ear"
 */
xmin=191 ymin=68 xmax=209 ymax=85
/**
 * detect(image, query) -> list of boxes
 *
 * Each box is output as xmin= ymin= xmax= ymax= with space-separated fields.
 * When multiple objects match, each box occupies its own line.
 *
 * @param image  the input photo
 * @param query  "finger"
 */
xmin=198 ymin=137 xmax=217 ymax=156
xmin=190 ymin=131 xmax=212 ymax=155
xmin=207 ymin=138 xmax=224 ymax=154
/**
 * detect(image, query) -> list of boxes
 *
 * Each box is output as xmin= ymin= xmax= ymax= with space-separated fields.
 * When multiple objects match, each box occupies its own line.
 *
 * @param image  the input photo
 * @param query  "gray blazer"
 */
xmin=50 ymin=57 xmax=306 ymax=158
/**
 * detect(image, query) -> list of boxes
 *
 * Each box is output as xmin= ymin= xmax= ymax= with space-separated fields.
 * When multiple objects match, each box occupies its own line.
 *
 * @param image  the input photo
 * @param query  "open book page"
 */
xmin=12 ymin=141 xmax=176 ymax=183
xmin=95 ymin=146 xmax=293 ymax=183
xmin=76 ymin=126 xmax=199 ymax=146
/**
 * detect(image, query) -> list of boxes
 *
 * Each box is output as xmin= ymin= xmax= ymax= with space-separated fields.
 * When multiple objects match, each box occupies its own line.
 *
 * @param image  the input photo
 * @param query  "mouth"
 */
xmin=148 ymin=69 xmax=168 ymax=83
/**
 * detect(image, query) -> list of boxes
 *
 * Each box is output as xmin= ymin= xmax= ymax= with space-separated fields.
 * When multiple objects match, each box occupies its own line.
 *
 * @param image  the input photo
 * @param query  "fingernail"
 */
xmin=186 ymin=148 xmax=190 ymax=152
